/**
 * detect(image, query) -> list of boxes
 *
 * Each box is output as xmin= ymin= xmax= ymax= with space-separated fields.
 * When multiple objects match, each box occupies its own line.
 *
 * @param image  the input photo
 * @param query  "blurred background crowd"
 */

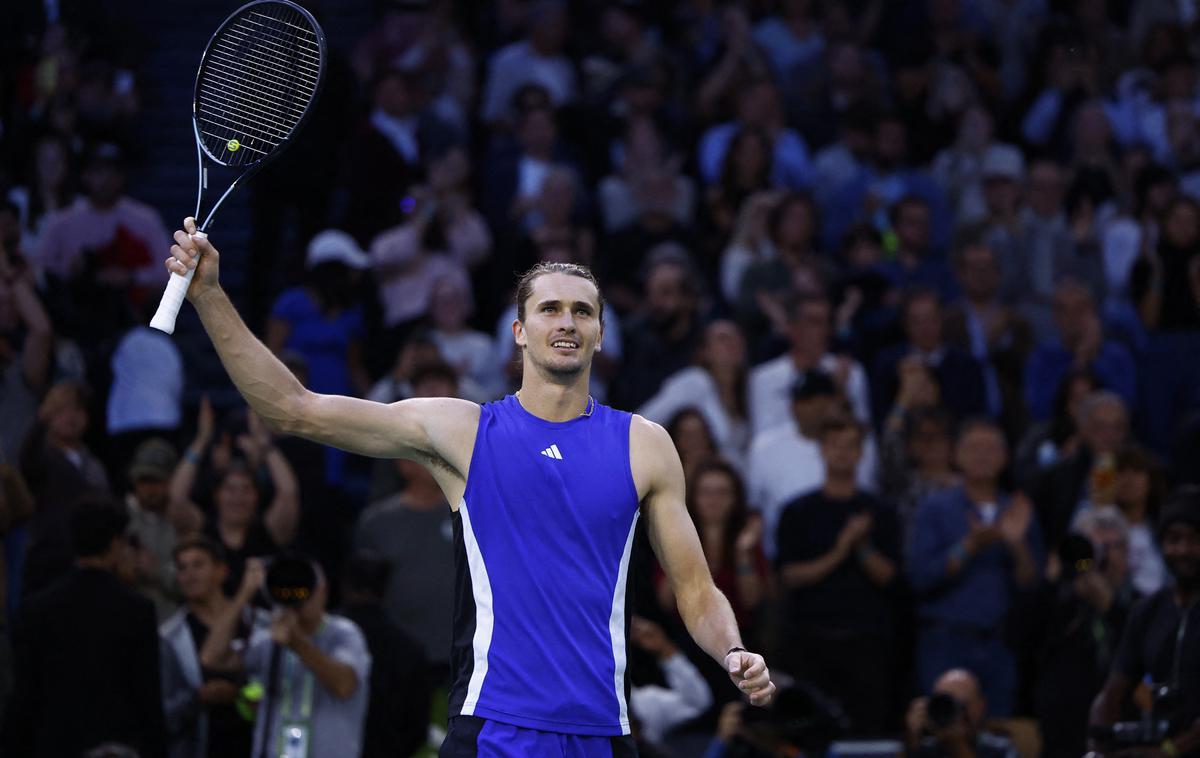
xmin=1 ymin=0 xmax=1200 ymax=756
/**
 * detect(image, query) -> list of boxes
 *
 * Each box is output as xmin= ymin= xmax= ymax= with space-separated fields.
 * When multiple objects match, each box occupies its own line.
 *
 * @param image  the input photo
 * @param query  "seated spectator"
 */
xmin=908 ymin=419 xmax=1043 ymax=716
xmin=338 ymin=552 xmax=432 ymax=758
xmin=656 ymin=459 xmax=766 ymax=635
xmin=665 ymin=409 xmax=721 ymax=484
xmin=748 ymin=371 xmax=879 ymax=559
xmin=19 ymin=381 xmax=112 ymax=596
xmin=161 ymin=537 xmax=263 ymax=758
xmin=0 ymin=243 xmax=52 ymax=464
xmin=1089 ymin=489 xmax=1200 ymax=752
xmin=698 ymin=77 xmax=813 ymax=191
xmin=747 ymin=292 xmax=872 ymax=436
xmin=35 ymin=142 xmax=170 ymax=342
xmin=202 ymin=555 xmax=371 ymax=758
xmin=1029 ymin=391 xmax=1130 ymax=549
xmin=775 ymin=414 xmax=900 ymax=733
xmin=169 ymin=407 xmax=299 ymax=595
xmin=628 ymin=615 xmax=713 ymax=748
xmin=354 ymin=441 xmax=455 ymax=680
xmin=611 ymin=248 xmax=708 ymax=411
xmin=1034 ymin=506 xmax=1137 ymax=758
xmin=1114 ymin=446 xmax=1170 ymax=595
xmin=125 ymin=438 xmax=184 ymax=620
xmin=1130 ymin=195 xmax=1200 ymax=332
xmin=905 ymin=669 xmax=1017 ymax=758
xmin=512 ymin=165 xmax=594 ymax=273
xmin=266 ymin=230 xmax=371 ymax=399
xmin=702 ymin=127 xmax=775 ymax=248
xmin=2 ymin=500 xmax=166 ymax=758
xmin=872 ymin=287 xmax=989 ymax=427
xmin=929 ymin=107 xmax=1002 ymax=228
xmin=479 ymin=0 xmax=576 ymax=124
xmin=1024 ymin=279 xmax=1137 ymax=422
xmin=639 ymin=320 xmax=751 ymax=466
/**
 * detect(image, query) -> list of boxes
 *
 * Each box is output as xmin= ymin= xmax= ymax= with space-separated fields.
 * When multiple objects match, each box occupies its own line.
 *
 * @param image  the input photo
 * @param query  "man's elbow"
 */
xmin=270 ymin=391 xmax=314 ymax=436
xmin=331 ymin=672 xmax=359 ymax=701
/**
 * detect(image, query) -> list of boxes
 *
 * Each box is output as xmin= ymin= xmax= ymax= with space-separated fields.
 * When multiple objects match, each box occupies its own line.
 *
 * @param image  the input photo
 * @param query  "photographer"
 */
xmin=201 ymin=556 xmax=371 ymax=758
xmin=905 ymin=669 xmax=1017 ymax=758
xmin=1089 ymin=489 xmax=1200 ymax=757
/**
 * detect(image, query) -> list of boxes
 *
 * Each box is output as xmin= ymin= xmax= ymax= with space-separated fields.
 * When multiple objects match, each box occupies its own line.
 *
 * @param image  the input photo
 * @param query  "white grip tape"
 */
xmin=149 ymin=231 xmax=205 ymax=334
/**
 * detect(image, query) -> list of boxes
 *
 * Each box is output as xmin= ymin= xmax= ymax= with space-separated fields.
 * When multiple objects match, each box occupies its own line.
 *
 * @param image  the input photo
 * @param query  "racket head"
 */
xmin=192 ymin=0 xmax=326 ymax=170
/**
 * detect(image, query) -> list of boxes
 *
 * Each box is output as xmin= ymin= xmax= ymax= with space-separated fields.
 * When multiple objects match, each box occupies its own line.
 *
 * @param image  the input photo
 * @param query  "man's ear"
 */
xmin=512 ymin=318 xmax=526 ymax=348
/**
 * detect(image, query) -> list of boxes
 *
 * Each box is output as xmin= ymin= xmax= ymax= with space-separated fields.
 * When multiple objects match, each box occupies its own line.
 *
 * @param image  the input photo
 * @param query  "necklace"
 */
xmin=516 ymin=391 xmax=595 ymax=417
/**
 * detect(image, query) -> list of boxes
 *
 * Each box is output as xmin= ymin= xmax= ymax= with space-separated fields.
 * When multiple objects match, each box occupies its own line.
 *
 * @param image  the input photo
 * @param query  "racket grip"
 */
xmin=150 ymin=267 xmax=196 ymax=334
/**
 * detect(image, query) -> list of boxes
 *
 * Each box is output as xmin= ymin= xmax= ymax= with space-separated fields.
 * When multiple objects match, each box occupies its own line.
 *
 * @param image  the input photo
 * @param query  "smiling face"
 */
xmin=513 ymin=272 xmax=604 ymax=382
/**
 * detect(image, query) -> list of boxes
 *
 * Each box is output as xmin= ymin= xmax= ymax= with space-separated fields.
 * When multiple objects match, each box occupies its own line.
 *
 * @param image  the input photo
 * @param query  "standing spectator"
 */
xmin=775 ymin=414 xmax=900 ymax=733
xmin=6 ymin=134 xmax=76 ymax=258
xmin=698 ymin=78 xmax=813 ymax=191
xmin=666 ymin=409 xmax=721 ymax=485
xmin=429 ymin=276 xmax=502 ymax=402
xmin=354 ymin=445 xmax=455 ymax=679
xmin=1014 ymin=369 xmax=1099 ymax=485
xmin=702 ymin=128 xmax=775 ymax=248
xmin=125 ymin=438 xmax=183 ymax=620
xmin=19 ymin=381 xmax=112 ymax=596
xmin=2 ymin=500 xmax=166 ymax=758
xmin=929 ymin=108 xmax=1003 ymax=228
xmin=747 ymin=292 xmax=872 ymax=436
xmin=480 ymin=0 xmax=577 ymax=124
xmin=656 ymin=459 xmax=767 ymax=635
xmin=908 ymin=420 xmax=1043 ymax=716
xmin=1023 ymin=279 xmax=1137 ymax=422
xmin=1131 ymin=195 xmax=1200 ymax=332
xmin=611 ymin=248 xmax=708 ymax=411
xmin=1114 ymin=446 xmax=1170 ymax=596
xmin=752 ymin=0 xmax=826 ymax=79
xmin=872 ymin=287 xmax=989 ymax=427
xmin=877 ymin=195 xmax=959 ymax=303
xmin=0 ymin=242 xmax=52 ymax=464
xmin=880 ymin=406 xmax=961 ymax=550
xmin=160 ymin=537 xmax=262 ymax=758
xmin=747 ymin=371 xmax=879 ymax=560
xmin=169 ymin=409 xmax=300 ymax=596
xmin=338 ymin=552 xmax=431 ymax=758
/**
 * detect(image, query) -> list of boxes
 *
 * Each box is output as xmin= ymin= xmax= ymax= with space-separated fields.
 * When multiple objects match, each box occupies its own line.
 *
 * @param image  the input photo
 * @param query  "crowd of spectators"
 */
xmin=2 ymin=0 xmax=1200 ymax=756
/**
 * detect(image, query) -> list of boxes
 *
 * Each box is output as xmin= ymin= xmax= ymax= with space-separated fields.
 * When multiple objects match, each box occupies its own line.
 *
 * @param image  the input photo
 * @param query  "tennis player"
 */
xmin=165 ymin=217 xmax=775 ymax=756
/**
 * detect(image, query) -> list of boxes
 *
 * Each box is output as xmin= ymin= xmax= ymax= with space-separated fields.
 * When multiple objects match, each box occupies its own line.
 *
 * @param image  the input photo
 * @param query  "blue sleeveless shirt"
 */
xmin=447 ymin=394 xmax=642 ymax=736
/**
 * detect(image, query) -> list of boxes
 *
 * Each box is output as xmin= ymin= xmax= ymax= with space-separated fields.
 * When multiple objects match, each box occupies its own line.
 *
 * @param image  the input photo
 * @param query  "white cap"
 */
xmin=980 ymin=144 xmax=1025 ymax=182
xmin=306 ymin=230 xmax=369 ymax=270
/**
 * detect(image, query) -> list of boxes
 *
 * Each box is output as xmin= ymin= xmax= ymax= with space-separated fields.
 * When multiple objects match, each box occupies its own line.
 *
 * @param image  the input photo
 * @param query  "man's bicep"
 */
xmin=637 ymin=421 xmax=709 ymax=593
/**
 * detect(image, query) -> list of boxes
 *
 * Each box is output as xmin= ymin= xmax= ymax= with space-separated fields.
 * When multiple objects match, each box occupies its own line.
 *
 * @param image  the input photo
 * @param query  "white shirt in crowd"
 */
xmin=107 ymin=326 xmax=183 ymax=435
xmin=748 ymin=352 xmax=872 ymax=437
xmin=629 ymin=652 xmax=713 ymax=747
xmin=638 ymin=366 xmax=749 ymax=471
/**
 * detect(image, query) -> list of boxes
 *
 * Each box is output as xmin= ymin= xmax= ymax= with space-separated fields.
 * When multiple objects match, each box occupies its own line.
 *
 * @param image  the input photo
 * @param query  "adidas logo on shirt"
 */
xmin=540 ymin=444 xmax=563 ymax=460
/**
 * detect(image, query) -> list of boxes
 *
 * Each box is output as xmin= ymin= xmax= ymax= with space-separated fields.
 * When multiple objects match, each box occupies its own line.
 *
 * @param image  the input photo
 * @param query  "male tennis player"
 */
xmin=165 ymin=217 xmax=775 ymax=756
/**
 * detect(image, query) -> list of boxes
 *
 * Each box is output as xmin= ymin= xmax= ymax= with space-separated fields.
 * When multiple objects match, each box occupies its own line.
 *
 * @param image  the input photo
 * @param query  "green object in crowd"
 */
xmin=237 ymin=679 xmax=265 ymax=722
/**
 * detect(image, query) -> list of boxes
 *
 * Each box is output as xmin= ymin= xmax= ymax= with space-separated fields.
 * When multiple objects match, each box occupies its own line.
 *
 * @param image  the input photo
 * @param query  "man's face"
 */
xmin=820 ymin=427 xmax=863 ymax=478
xmin=374 ymin=74 xmax=412 ymax=117
xmin=895 ymin=203 xmax=930 ymax=252
xmin=644 ymin=263 xmax=692 ymax=326
xmin=954 ymin=426 xmax=1007 ymax=483
xmin=514 ymin=273 xmax=603 ymax=379
xmin=1088 ymin=525 xmax=1130 ymax=587
xmin=215 ymin=471 xmax=259 ymax=527
xmin=83 ymin=162 xmax=124 ymax=206
xmin=792 ymin=395 xmax=834 ymax=437
xmin=175 ymin=548 xmax=227 ymax=603
xmin=933 ymin=674 xmax=985 ymax=733
xmin=133 ymin=477 xmax=169 ymax=513
xmin=1052 ymin=284 xmax=1093 ymax=346
xmin=1082 ymin=401 xmax=1128 ymax=456
xmin=1028 ymin=163 xmax=1064 ymax=217
xmin=905 ymin=296 xmax=942 ymax=352
xmin=1162 ymin=522 xmax=1200 ymax=587
xmin=787 ymin=301 xmax=831 ymax=358
xmin=956 ymin=245 xmax=1001 ymax=300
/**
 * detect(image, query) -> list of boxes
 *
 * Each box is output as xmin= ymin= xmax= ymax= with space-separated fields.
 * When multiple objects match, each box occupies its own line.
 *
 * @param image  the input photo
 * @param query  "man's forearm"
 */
xmin=676 ymin=583 xmax=743 ymax=665
xmin=193 ymin=287 xmax=308 ymax=433
xmin=290 ymin=635 xmax=358 ymax=700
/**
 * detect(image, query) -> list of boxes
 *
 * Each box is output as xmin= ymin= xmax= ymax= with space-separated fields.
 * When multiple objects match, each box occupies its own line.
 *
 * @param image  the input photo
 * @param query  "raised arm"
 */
xmin=631 ymin=416 xmax=775 ymax=706
xmin=164 ymin=220 xmax=477 ymax=466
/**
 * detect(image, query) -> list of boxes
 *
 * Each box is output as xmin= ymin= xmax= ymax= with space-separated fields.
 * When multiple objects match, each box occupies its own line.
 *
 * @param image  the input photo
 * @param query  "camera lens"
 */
xmin=928 ymin=693 xmax=961 ymax=730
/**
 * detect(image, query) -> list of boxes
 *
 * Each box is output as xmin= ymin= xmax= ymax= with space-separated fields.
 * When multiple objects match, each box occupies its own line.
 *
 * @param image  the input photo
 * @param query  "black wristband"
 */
xmin=727 ymin=646 xmax=747 ymax=657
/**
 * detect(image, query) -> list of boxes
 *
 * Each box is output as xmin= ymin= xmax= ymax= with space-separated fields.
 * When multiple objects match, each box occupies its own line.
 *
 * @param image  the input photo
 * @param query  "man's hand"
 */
xmin=964 ymin=514 xmax=1002 ymax=554
xmin=998 ymin=494 xmax=1033 ymax=546
xmin=236 ymin=559 xmax=265 ymax=605
xmin=165 ymin=217 xmax=221 ymax=302
xmin=716 ymin=701 xmax=745 ymax=743
xmin=725 ymin=650 xmax=775 ymax=706
xmin=735 ymin=514 xmax=763 ymax=556
xmin=270 ymin=608 xmax=301 ymax=648
xmin=837 ymin=513 xmax=874 ymax=552
xmin=198 ymin=679 xmax=240 ymax=705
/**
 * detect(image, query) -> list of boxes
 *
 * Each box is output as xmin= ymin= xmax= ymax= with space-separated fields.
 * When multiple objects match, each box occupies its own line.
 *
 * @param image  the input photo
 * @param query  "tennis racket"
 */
xmin=149 ymin=0 xmax=325 ymax=334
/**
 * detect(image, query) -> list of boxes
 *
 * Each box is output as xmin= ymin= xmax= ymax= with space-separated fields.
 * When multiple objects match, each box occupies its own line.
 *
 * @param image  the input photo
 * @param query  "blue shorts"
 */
xmin=439 ymin=716 xmax=639 ymax=758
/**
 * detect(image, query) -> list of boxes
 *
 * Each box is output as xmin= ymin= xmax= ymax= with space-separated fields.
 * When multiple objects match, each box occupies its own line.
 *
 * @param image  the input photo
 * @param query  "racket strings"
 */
xmin=195 ymin=2 xmax=321 ymax=167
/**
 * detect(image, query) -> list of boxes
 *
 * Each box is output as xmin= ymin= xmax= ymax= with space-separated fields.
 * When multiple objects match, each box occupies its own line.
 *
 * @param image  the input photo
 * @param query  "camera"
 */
xmin=264 ymin=554 xmax=318 ymax=608
xmin=1058 ymin=533 xmax=1099 ymax=581
xmin=926 ymin=693 xmax=964 ymax=731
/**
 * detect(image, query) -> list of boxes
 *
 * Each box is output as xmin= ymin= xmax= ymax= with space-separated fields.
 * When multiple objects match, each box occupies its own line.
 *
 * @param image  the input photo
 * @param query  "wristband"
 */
xmin=184 ymin=448 xmax=201 ymax=465
xmin=727 ymin=646 xmax=747 ymax=658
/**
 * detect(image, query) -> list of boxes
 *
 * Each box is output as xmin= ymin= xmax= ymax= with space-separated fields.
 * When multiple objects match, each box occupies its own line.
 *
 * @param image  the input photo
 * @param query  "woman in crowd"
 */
xmin=1113 ymin=445 xmax=1169 ymax=595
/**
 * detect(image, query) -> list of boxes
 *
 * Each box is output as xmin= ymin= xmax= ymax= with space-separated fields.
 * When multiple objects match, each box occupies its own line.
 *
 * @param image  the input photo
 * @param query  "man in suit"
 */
xmin=2 ymin=498 xmax=166 ymax=757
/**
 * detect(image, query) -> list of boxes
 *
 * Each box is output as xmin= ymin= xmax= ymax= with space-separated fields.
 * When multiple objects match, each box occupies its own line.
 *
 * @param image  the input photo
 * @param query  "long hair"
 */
xmin=685 ymin=457 xmax=751 ymax=571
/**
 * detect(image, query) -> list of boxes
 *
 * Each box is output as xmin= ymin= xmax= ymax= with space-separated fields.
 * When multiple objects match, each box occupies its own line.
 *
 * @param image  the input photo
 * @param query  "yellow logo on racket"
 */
xmin=227 ymin=139 xmax=241 ymax=152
